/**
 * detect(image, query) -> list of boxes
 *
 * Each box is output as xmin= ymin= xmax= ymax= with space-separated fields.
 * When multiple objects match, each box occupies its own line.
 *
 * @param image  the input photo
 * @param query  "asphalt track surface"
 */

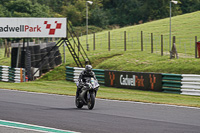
xmin=0 ymin=89 xmax=200 ymax=133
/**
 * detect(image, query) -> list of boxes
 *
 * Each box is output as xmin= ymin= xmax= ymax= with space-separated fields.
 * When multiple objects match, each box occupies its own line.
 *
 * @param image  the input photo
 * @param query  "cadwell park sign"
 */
xmin=0 ymin=18 xmax=66 ymax=38
xmin=105 ymin=70 xmax=162 ymax=91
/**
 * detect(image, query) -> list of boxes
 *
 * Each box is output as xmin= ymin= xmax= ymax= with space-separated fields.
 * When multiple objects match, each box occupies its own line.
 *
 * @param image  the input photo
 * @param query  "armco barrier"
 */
xmin=181 ymin=74 xmax=200 ymax=96
xmin=0 ymin=66 xmax=25 ymax=83
xmin=66 ymin=66 xmax=200 ymax=96
xmin=66 ymin=66 xmax=105 ymax=85
xmin=162 ymin=74 xmax=200 ymax=96
xmin=65 ymin=66 xmax=74 ymax=81
xmin=162 ymin=73 xmax=182 ymax=94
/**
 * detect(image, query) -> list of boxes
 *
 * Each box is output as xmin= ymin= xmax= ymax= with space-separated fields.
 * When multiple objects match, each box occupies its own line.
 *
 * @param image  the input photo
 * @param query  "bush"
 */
xmin=72 ymin=26 xmax=103 ymax=36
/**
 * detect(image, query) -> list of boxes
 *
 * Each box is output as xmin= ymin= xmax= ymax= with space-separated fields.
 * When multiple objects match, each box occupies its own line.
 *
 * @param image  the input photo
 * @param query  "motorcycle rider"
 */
xmin=76 ymin=65 xmax=97 ymax=97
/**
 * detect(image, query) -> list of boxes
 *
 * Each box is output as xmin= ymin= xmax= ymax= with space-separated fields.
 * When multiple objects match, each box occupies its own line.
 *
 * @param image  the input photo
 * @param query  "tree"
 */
xmin=5 ymin=0 xmax=32 ymax=15
xmin=61 ymin=5 xmax=83 ymax=26
xmin=31 ymin=3 xmax=50 ymax=17
xmin=5 ymin=0 xmax=50 ymax=17
xmin=0 ymin=4 xmax=10 ymax=17
xmin=180 ymin=0 xmax=200 ymax=13
xmin=103 ymin=0 xmax=142 ymax=26
xmin=90 ymin=6 xmax=109 ymax=28
xmin=142 ymin=0 xmax=181 ymax=21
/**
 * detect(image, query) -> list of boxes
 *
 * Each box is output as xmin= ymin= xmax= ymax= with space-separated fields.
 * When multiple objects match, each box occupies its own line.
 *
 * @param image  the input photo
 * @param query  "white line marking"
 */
xmin=0 ymin=119 xmax=80 ymax=133
xmin=0 ymin=124 xmax=48 ymax=133
xmin=97 ymin=98 xmax=200 ymax=110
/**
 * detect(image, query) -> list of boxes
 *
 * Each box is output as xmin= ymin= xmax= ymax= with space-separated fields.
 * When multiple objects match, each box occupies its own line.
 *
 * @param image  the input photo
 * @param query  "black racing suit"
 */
xmin=76 ymin=70 xmax=97 ymax=96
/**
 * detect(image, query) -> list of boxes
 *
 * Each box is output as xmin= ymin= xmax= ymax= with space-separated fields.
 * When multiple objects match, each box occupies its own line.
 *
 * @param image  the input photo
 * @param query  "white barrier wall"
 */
xmin=0 ymin=66 xmax=25 ymax=83
xmin=181 ymin=74 xmax=200 ymax=96
xmin=73 ymin=67 xmax=84 ymax=83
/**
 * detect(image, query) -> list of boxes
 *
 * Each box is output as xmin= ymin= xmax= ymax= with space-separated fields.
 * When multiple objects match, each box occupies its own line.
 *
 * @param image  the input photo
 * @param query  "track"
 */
xmin=0 ymin=89 xmax=200 ymax=133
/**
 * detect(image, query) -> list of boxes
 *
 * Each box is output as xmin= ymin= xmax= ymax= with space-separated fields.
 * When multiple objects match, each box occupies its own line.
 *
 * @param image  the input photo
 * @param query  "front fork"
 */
xmin=87 ymin=90 xmax=96 ymax=101
xmin=87 ymin=91 xmax=91 ymax=101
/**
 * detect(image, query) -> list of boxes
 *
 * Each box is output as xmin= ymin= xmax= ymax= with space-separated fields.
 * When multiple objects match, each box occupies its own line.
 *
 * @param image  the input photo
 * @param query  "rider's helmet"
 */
xmin=85 ymin=65 xmax=92 ymax=74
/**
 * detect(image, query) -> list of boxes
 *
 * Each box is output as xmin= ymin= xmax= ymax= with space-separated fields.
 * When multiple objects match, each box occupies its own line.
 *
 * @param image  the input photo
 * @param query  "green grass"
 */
xmin=0 ymin=80 xmax=200 ymax=108
xmin=0 ymin=47 xmax=10 ymax=66
xmin=77 ymin=11 xmax=200 ymax=56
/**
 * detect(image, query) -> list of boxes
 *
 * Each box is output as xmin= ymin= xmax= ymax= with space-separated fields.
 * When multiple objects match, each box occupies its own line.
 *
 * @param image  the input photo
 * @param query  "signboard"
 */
xmin=105 ymin=70 xmax=162 ymax=91
xmin=0 ymin=18 xmax=66 ymax=38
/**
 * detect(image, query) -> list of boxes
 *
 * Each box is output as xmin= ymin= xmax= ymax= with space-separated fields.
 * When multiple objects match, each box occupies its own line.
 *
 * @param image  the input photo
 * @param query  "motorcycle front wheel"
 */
xmin=87 ymin=92 xmax=95 ymax=110
xmin=75 ymin=96 xmax=83 ymax=109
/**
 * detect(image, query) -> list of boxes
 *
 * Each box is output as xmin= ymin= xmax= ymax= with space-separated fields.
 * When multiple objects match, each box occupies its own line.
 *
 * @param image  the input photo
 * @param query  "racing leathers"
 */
xmin=76 ymin=70 xmax=97 ymax=96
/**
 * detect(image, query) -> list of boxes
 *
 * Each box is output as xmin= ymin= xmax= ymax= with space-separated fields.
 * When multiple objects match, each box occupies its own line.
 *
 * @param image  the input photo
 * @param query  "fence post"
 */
xmin=4 ymin=39 xmax=7 ymax=57
xmin=124 ymin=31 xmax=126 ymax=51
xmin=195 ymin=36 xmax=197 ymax=58
xmin=151 ymin=33 xmax=153 ymax=53
xmin=93 ymin=33 xmax=95 ymax=51
xmin=141 ymin=31 xmax=143 ymax=51
xmin=173 ymin=36 xmax=176 ymax=44
xmin=7 ymin=41 xmax=11 ymax=58
xmin=161 ymin=35 xmax=163 ymax=56
xmin=108 ymin=31 xmax=110 ymax=51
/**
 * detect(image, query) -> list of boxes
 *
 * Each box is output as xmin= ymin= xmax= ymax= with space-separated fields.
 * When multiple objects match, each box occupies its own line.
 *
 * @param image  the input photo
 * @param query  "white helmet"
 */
xmin=85 ymin=65 xmax=92 ymax=73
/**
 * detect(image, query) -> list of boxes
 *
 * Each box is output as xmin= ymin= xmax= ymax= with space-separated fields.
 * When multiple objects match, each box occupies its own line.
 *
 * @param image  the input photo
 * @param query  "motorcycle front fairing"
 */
xmin=75 ymin=77 xmax=99 ymax=110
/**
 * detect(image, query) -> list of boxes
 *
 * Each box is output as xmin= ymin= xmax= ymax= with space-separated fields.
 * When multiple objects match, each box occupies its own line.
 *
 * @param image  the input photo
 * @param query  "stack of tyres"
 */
xmin=20 ymin=51 xmax=26 ymax=68
xmin=25 ymin=50 xmax=32 ymax=80
xmin=40 ymin=48 xmax=50 ymax=73
xmin=34 ymin=45 xmax=41 ymax=67
xmin=29 ymin=46 xmax=35 ymax=67
xmin=54 ymin=46 xmax=62 ymax=66
xmin=11 ymin=48 xmax=18 ymax=68
xmin=47 ymin=46 xmax=56 ymax=69
xmin=10 ymin=42 xmax=62 ymax=79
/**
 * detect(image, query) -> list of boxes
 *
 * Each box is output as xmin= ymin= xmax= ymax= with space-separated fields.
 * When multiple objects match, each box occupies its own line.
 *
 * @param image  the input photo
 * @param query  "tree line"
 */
xmin=0 ymin=0 xmax=200 ymax=28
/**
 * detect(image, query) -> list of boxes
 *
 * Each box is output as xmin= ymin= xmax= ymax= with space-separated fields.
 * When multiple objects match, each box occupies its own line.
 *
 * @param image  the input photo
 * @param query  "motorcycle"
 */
xmin=75 ymin=77 xmax=99 ymax=110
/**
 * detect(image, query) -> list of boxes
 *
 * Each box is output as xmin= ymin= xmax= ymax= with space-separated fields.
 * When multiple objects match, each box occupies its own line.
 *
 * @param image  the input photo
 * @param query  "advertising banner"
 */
xmin=105 ymin=71 xmax=162 ymax=91
xmin=0 ymin=18 xmax=66 ymax=38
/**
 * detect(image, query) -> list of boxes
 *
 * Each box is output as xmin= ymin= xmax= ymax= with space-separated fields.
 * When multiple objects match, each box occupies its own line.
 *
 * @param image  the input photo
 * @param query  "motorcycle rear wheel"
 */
xmin=87 ymin=93 xmax=95 ymax=110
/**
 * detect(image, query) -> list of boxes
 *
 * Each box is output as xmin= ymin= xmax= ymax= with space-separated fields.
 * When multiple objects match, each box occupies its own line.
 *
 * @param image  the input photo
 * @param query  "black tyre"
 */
xmin=75 ymin=96 xmax=83 ymax=109
xmin=88 ymin=92 xmax=95 ymax=110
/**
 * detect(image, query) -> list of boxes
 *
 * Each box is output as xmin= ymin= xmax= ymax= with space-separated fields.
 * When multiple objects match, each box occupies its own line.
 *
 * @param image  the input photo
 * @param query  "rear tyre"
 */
xmin=88 ymin=93 xmax=95 ymax=110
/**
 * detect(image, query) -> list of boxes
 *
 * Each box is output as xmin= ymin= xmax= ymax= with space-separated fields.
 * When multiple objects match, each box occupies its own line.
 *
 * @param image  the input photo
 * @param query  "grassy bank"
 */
xmin=0 ymin=80 xmax=200 ymax=108
xmin=78 ymin=11 xmax=200 ymax=56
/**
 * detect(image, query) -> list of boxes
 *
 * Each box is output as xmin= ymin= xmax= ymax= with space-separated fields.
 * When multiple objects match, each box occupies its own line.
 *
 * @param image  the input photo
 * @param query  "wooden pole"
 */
xmin=161 ymin=35 xmax=163 ymax=56
xmin=4 ymin=39 xmax=7 ymax=57
xmin=93 ymin=33 xmax=95 ymax=51
xmin=151 ymin=33 xmax=153 ymax=53
xmin=141 ymin=31 xmax=143 ymax=51
xmin=124 ymin=31 xmax=126 ymax=51
xmin=173 ymin=36 xmax=176 ymax=44
xmin=7 ymin=41 xmax=11 ymax=58
xmin=195 ymin=36 xmax=197 ymax=58
xmin=108 ymin=31 xmax=110 ymax=51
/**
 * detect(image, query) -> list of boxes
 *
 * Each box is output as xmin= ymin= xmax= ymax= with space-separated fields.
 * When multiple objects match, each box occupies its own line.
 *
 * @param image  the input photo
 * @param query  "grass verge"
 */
xmin=0 ymin=80 xmax=200 ymax=108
